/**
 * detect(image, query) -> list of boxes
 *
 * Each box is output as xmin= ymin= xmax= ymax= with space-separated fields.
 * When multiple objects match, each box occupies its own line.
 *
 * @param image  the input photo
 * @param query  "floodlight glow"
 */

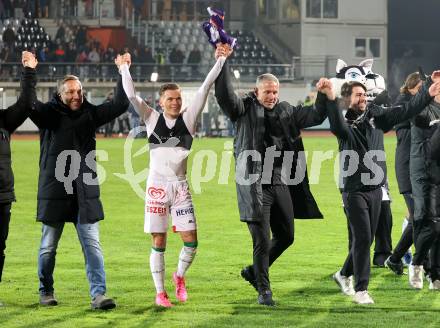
xmin=150 ymin=72 xmax=158 ymax=82
xmin=233 ymin=70 xmax=240 ymax=79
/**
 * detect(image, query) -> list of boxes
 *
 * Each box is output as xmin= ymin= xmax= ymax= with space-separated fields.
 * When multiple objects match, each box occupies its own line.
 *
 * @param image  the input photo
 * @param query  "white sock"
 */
xmin=150 ymin=248 xmax=165 ymax=293
xmin=176 ymin=246 xmax=197 ymax=277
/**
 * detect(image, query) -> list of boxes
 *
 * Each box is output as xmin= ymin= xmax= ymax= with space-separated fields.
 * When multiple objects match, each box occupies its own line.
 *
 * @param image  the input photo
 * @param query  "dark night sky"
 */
xmin=389 ymin=0 xmax=438 ymax=42
xmin=388 ymin=0 xmax=440 ymax=95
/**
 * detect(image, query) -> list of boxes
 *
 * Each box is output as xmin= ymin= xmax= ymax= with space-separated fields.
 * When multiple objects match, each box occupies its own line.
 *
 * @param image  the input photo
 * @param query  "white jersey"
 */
xmin=120 ymin=57 xmax=226 ymax=179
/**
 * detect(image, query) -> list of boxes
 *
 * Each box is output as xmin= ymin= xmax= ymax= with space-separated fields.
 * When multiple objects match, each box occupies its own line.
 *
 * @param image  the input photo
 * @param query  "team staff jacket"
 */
xmin=394 ymin=93 xmax=413 ymax=194
xmin=214 ymin=62 xmax=326 ymax=223
xmin=325 ymin=78 xmax=433 ymax=194
xmin=411 ymin=99 xmax=440 ymax=222
xmin=0 ymin=67 xmax=36 ymax=203
xmin=29 ymin=76 xmax=129 ymax=224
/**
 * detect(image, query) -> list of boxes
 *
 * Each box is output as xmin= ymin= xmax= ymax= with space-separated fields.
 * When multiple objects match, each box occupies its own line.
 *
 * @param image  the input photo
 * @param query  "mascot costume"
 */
xmin=330 ymin=58 xmax=387 ymax=103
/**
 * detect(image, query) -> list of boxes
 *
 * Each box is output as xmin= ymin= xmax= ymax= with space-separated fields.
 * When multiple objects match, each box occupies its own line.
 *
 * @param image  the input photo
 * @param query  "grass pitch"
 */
xmin=1 ymin=135 xmax=440 ymax=327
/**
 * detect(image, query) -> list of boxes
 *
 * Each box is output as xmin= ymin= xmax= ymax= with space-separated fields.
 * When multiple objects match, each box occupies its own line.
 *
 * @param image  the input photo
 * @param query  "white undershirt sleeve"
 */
xmin=183 ymin=56 xmax=226 ymax=135
xmin=120 ymin=63 xmax=157 ymax=124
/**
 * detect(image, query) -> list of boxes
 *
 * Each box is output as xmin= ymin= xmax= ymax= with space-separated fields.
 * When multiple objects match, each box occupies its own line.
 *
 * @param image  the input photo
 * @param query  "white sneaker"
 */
xmin=333 ymin=270 xmax=355 ymax=296
xmin=409 ymin=264 xmax=424 ymax=289
xmin=353 ymin=290 xmax=374 ymax=304
xmin=429 ymin=279 xmax=440 ymax=290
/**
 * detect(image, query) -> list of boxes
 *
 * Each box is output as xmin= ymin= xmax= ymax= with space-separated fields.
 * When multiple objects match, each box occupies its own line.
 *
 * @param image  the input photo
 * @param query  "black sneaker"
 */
xmin=384 ymin=256 xmax=404 ymax=275
xmin=241 ymin=266 xmax=258 ymax=291
xmin=258 ymin=290 xmax=275 ymax=306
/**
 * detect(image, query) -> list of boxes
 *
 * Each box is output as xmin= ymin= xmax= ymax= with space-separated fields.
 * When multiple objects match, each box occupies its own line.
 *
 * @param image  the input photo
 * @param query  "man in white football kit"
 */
xmin=118 ymin=48 xmax=229 ymax=307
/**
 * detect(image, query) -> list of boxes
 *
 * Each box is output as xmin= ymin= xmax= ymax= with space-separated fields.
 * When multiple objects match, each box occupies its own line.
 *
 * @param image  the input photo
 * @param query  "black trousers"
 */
xmin=390 ymin=192 xmax=414 ymax=262
xmin=0 ymin=202 xmax=12 ymax=282
xmin=247 ymin=185 xmax=294 ymax=292
xmin=341 ymin=188 xmax=382 ymax=292
xmin=413 ymin=219 xmax=440 ymax=280
xmin=345 ymin=200 xmax=392 ymax=266
xmin=373 ymin=200 xmax=393 ymax=265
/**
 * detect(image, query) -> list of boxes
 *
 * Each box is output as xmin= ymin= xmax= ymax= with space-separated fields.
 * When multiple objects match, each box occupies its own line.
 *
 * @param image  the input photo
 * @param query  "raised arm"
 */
xmin=118 ymin=53 xmax=156 ymax=123
xmin=292 ymin=91 xmax=328 ymax=129
xmin=326 ymin=98 xmax=350 ymax=139
xmin=316 ymin=78 xmax=350 ymax=139
xmin=183 ymin=53 xmax=226 ymax=134
xmin=4 ymin=51 xmax=38 ymax=133
xmin=214 ymin=46 xmax=246 ymax=122
xmin=374 ymin=72 xmax=440 ymax=131
xmin=92 ymin=56 xmax=130 ymax=127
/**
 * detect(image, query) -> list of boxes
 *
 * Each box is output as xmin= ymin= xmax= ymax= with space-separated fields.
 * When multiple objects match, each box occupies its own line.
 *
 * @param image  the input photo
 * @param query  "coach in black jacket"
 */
xmin=29 ymin=55 xmax=129 ymax=309
xmin=0 ymin=52 xmax=36 ymax=305
xmin=318 ymin=74 xmax=440 ymax=304
xmin=214 ymin=46 xmax=326 ymax=306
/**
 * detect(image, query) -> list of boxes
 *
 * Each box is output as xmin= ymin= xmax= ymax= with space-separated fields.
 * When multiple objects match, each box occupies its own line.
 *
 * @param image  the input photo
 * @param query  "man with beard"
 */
xmin=318 ymin=73 xmax=440 ymax=304
xmin=29 ymin=54 xmax=129 ymax=309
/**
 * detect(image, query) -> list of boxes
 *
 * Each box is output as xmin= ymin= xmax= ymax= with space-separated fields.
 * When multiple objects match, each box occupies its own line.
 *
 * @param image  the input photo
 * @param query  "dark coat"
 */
xmin=411 ymin=99 xmax=440 ymax=222
xmin=0 ymin=67 xmax=35 ymax=203
xmin=215 ymin=63 xmax=326 ymax=222
xmin=394 ymin=93 xmax=412 ymax=194
xmin=29 ymin=76 xmax=129 ymax=224
xmin=326 ymin=80 xmax=433 ymax=193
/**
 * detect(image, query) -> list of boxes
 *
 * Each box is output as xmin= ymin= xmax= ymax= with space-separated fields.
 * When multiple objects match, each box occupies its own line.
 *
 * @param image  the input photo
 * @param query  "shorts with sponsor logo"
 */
xmin=144 ymin=177 xmax=197 ymax=233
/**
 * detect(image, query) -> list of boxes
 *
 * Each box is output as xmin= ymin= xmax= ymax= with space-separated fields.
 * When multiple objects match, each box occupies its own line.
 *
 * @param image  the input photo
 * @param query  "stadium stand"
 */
xmin=1 ymin=12 xmax=292 ymax=82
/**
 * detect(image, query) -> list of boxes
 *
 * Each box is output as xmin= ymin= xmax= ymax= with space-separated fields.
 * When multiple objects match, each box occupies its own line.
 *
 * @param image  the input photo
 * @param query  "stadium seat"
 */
xmin=180 ymin=35 xmax=189 ymax=44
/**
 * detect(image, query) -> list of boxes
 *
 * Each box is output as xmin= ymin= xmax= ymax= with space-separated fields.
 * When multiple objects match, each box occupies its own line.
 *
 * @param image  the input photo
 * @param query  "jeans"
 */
xmin=38 ymin=218 xmax=107 ymax=298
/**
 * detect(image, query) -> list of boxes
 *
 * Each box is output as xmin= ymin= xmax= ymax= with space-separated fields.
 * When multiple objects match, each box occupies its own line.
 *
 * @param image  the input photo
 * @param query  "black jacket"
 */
xmin=0 ymin=67 xmax=35 ymax=203
xmin=394 ymin=93 xmax=413 ymax=194
xmin=411 ymin=99 xmax=440 ymax=222
xmin=29 ymin=76 xmax=129 ymax=224
xmin=215 ymin=63 xmax=326 ymax=222
xmin=430 ymin=120 xmax=440 ymax=161
xmin=326 ymin=79 xmax=433 ymax=193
